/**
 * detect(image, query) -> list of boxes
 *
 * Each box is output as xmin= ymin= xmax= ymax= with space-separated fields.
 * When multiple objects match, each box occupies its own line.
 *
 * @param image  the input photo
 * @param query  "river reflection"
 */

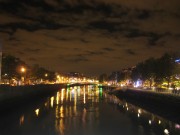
xmin=0 ymin=85 xmax=179 ymax=135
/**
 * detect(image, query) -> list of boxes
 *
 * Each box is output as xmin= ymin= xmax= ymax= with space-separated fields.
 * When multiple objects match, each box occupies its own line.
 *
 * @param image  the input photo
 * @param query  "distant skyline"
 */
xmin=0 ymin=0 xmax=180 ymax=76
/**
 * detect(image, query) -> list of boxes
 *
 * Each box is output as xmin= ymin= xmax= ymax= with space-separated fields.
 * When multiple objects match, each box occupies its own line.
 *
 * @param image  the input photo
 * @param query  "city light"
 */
xmin=175 ymin=59 xmax=180 ymax=63
xmin=158 ymin=120 xmax=161 ymax=124
xmin=149 ymin=120 xmax=152 ymax=125
xmin=20 ymin=67 xmax=26 ymax=73
xmin=164 ymin=129 xmax=169 ymax=135
xmin=51 ymin=97 xmax=54 ymax=108
xmin=35 ymin=109 xmax=40 ymax=116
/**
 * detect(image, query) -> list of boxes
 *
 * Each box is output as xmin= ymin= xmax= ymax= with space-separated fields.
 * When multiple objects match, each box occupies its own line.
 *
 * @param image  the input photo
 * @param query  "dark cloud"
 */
xmin=85 ymin=51 xmax=105 ymax=56
xmin=102 ymin=47 xmax=114 ymax=51
xmin=28 ymin=57 xmax=38 ymax=61
xmin=67 ymin=56 xmax=89 ymax=63
xmin=24 ymin=48 xmax=41 ymax=53
xmin=80 ymin=39 xmax=90 ymax=43
xmin=136 ymin=9 xmax=151 ymax=20
xmin=124 ymin=29 xmax=172 ymax=46
xmin=0 ymin=22 xmax=68 ymax=34
xmin=8 ymin=36 xmax=20 ymax=42
xmin=0 ymin=0 xmax=179 ymax=75
xmin=126 ymin=49 xmax=136 ymax=55
xmin=88 ymin=21 xmax=120 ymax=32
xmin=17 ymin=51 xmax=25 ymax=55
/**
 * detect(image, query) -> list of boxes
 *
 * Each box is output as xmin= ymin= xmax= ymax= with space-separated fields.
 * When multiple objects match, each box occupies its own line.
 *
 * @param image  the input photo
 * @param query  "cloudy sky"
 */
xmin=0 ymin=0 xmax=180 ymax=76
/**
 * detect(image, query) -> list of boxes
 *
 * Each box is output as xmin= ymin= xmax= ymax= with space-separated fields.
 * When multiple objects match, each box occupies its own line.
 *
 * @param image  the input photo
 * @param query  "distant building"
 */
xmin=67 ymin=72 xmax=84 ymax=78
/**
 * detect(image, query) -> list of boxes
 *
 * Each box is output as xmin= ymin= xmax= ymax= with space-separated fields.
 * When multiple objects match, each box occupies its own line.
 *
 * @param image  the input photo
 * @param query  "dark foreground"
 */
xmin=0 ymin=85 xmax=180 ymax=135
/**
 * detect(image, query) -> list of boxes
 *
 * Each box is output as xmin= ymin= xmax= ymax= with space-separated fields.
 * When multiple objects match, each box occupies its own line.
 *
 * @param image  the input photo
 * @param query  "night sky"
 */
xmin=0 ymin=0 xmax=180 ymax=76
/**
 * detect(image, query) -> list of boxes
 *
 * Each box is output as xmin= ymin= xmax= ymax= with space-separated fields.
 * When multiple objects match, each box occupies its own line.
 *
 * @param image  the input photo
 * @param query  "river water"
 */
xmin=0 ymin=85 xmax=179 ymax=135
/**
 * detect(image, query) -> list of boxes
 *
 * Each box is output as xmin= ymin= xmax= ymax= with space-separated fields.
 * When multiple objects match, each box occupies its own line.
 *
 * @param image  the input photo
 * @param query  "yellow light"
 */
xmin=138 ymin=109 xmax=142 ymax=114
xmin=35 ymin=109 xmax=40 ymax=116
xmin=61 ymin=89 xmax=64 ymax=102
xmin=21 ymin=67 xmax=26 ymax=73
xmin=56 ymin=92 xmax=59 ymax=104
xmin=51 ymin=97 xmax=54 ymax=108
xmin=83 ymin=88 xmax=86 ymax=104
xmin=60 ymin=106 xmax=64 ymax=118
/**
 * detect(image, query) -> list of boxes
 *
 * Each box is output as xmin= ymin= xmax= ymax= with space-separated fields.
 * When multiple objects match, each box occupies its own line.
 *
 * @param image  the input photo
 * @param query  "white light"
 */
xmin=158 ymin=120 xmax=161 ymax=124
xmin=149 ymin=120 xmax=152 ymax=125
xmin=164 ymin=129 xmax=169 ymax=134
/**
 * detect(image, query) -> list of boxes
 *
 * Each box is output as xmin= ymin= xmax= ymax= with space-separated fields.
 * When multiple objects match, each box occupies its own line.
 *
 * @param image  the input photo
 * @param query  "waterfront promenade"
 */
xmin=108 ymin=87 xmax=180 ymax=124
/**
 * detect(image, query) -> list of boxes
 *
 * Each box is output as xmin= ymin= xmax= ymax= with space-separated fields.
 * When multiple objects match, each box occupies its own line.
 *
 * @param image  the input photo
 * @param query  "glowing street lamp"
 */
xmin=21 ymin=67 xmax=26 ymax=73
xmin=20 ymin=67 xmax=26 ymax=85
xmin=45 ymin=73 xmax=48 ymax=77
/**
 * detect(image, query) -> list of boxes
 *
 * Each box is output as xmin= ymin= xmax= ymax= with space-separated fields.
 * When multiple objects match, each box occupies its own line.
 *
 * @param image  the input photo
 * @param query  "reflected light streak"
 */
xmin=56 ymin=106 xmax=59 ymax=119
xmin=77 ymin=87 xmax=80 ymax=96
xmin=19 ymin=115 xmax=24 ymax=125
xmin=61 ymin=89 xmax=64 ymax=102
xmin=66 ymin=90 xmax=69 ymax=100
xmin=83 ymin=88 xmax=86 ymax=104
xmin=70 ymin=89 xmax=72 ymax=102
xmin=56 ymin=92 xmax=59 ymax=104
xmin=96 ymin=89 xmax=99 ymax=96
xmin=60 ymin=106 xmax=64 ymax=118
xmin=74 ymin=89 xmax=77 ymax=106
xmin=35 ymin=109 xmax=40 ymax=116
xmin=51 ymin=97 xmax=54 ymax=108
xmin=82 ymin=108 xmax=86 ymax=124
xmin=60 ymin=119 xmax=65 ymax=135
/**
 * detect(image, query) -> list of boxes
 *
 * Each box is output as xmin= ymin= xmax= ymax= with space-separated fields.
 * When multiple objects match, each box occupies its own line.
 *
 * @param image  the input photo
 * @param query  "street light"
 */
xmin=20 ymin=67 xmax=26 ymax=85
xmin=21 ymin=67 xmax=26 ymax=73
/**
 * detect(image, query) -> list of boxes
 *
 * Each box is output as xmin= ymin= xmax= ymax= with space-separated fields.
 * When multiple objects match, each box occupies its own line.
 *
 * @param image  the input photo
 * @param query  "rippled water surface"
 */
xmin=0 ymin=85 xmax=179 ymax=135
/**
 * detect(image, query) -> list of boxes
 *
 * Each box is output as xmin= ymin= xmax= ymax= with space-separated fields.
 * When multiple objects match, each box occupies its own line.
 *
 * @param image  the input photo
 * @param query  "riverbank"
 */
xmin=109 ymin=88 xmax=180 ymax=124
xmin=0 ymin=84 xmax=65 ymax=113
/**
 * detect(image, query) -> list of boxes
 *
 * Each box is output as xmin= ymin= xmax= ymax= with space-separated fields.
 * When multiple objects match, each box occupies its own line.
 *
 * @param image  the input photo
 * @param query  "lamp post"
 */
xmin=20 ymin=67 xmax=26 ymax=85
xmin=45 ymin=73 xmax=48 ymax=84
